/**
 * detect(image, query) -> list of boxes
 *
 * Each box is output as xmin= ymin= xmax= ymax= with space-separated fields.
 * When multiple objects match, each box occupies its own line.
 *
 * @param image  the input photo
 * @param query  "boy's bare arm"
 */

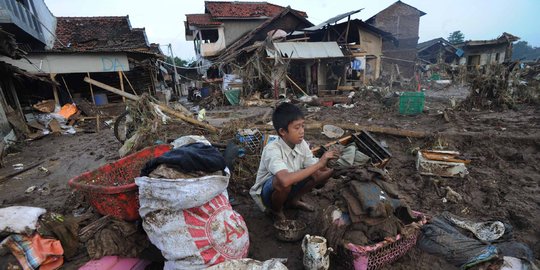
xmin=274 ymin=150 xmax=338 ymax=189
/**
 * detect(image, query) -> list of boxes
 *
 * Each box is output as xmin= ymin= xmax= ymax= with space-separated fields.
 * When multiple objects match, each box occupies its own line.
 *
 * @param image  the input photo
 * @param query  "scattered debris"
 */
xmin=416 ymin=150 xmax=470 ymax=178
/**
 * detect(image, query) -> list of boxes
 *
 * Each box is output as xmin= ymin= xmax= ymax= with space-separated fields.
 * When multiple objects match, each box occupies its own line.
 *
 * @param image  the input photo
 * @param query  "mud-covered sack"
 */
xmin=136 ymin=171 xmax=230 ymax=217
xmin=206 ymin=258 xmax=288 ymax=270
xmin=135 ymin=171 xmax=249 ymax=270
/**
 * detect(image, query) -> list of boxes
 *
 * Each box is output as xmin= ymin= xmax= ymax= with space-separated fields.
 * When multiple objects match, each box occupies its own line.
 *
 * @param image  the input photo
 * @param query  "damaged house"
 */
xmin=185 ymin=1 xmax=309 ymax=72
xmin=1 ymin=16 xmax=165 ymax=107
xmin=417 ymin=38 xmax=463 ymax=65
xmin=366 ymin=0 xmax=426 ymax=78
xmin=286 ymin=10 xmax=395 ymax=93
xmin=187 ymin=5 xmax=394 ymax=99
xmin=0 ymin=0 xmax=56 ymax=144
xmin=185 ymin=1 xmax=308 ymax=57
xmin=455 ymin=32 xmax=519 ymax=68
xmin=0 ymin=0 xmax=165 ymax=144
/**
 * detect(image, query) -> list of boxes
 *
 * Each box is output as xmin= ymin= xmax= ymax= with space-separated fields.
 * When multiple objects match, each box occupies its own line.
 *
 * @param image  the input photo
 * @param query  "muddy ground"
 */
xmin=0 ymin=85 xmax=538 ymax=269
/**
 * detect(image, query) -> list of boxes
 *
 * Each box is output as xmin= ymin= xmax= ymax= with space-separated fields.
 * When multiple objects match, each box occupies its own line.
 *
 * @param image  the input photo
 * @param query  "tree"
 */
xmin=166 ymin=56 xmax=190 ymax=67
xmin=448 ymin=31 xmax=465 ymax=44
xmin=512 ymin=41 xmax=540 ymax=61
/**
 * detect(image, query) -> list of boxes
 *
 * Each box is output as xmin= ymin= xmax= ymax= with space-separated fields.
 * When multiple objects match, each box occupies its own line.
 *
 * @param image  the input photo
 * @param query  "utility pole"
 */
xmin=169 ymin=43 xmax=180 ymax=96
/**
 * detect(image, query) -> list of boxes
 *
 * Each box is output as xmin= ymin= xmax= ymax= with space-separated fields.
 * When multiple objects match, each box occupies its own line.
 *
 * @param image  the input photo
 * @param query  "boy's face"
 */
xmin=279 ymin=119 xmax=305 ymax=146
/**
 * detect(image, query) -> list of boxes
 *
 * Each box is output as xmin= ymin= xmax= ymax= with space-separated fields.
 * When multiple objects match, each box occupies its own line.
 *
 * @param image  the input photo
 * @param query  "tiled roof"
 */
xmin=204 ymin=1 xmax=307 ymax=18
xmin=185 ymin=14 xmax=223 ymax=27
xmin=53 ymin=16 xmax=154 ymax=54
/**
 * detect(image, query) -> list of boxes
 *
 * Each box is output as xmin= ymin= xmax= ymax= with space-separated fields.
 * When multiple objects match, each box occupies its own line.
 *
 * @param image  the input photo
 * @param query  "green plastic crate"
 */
xmin=399 ymin=92 xmax=425 ymax=115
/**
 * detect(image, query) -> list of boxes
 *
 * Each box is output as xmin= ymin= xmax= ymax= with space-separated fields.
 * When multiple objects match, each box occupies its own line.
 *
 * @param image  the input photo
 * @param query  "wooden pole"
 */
xmin=84 ymin=77 xmax=140 ymax=101
xmin=286 ymin=75 xmax=308 ymax=96
xmin=87 ymin=72 xmax=96 ymax=105
xmin=96 ymin=114 xmax=100 ymax=133
xmin=119 ymin=71 xmax=126 ymax=103
xmin=255 ymin=122 xmax=428 ymax=138
xmin=83 ymin=77 xmax=217 ymax=133
xmin=121 ymin=70 xmax=137 ymax=96
xmin=156 ymin=104 xmax=218 ymax=133
xmin=50 ymin=73 xmax=59 ymax=106
xmin=60 ymin=76 xmax=74 ymax=103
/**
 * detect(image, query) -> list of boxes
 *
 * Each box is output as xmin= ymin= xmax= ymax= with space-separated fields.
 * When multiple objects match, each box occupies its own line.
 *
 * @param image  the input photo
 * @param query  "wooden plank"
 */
xmin=0 ymin=161 xmax=44 ymax=184
xmin=49 ymin=119 xmax=62 ymax=134
xmin=351 ymin=53 xmax=367 ymax=57
xmin=6 ymin=110 xmax=29 ymax=135
xmin=286 ymin=37 xmax=310 ymax=42
xmin=84 ymin=77 xmax=140 ymax=101
xmin=337 ymin=86 xmax=355 ymax=91
xmin=27 ymin=121 xmax=45 ymax=130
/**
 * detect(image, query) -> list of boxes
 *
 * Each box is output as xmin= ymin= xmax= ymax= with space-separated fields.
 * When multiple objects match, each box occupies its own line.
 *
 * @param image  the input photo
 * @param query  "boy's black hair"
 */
xmin=272 ymin=102 xmax=304 ymax=134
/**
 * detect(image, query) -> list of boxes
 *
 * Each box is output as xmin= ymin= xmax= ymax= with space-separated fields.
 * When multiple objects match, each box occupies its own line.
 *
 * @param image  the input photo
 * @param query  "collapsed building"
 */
xmin=0 ymin=0 xmax=165 ymax=144
xmin=184 ymin=1 xmax=426 ymax=100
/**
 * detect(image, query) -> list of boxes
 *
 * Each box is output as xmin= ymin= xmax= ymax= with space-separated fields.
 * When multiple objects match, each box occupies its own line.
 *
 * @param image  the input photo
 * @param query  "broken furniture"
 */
xmin=416 ymin=150 xmax=470 ymax=178
xmin=312 ymin=131 xmax=392 ymax=168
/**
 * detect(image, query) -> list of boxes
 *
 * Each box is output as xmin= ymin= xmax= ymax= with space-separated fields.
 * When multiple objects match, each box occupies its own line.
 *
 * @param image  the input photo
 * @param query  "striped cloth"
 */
xmin=0 ymin=233 xmax=63 ymax=270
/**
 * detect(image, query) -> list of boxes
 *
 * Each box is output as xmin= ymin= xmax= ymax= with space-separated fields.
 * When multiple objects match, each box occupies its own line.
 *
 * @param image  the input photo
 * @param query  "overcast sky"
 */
xmin=45 ymin=0 xmax=540 ymax=60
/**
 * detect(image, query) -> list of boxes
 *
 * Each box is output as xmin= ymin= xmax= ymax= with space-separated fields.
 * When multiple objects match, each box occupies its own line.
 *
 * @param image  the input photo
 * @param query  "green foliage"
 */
xmin=512 ymin=41 xmax=540 ymax=61
xmin=448 ymin=31 xmax=465 ymax=44
xmin=166 ymin=56 xmax=190 ymax=67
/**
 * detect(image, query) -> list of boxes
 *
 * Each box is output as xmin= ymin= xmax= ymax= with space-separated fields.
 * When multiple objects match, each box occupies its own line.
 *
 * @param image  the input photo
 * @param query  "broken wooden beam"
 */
xmin=156 ymin=104 xmax=218 ymax=133
xmin=286 ymin=75 xmax=308 ymax=96
xmin=84 ymin=77 xmax=140 ymax=101
xmin=255 ymin=122 xmax=428 ymax=138
xmin=84 ymin=77 xmax=218 ymax=133
xmin=0 ymin=161 xmax=44 ymax=184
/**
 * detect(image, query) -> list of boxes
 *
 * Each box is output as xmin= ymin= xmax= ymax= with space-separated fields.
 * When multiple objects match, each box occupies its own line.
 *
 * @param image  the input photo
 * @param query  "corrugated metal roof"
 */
xmin=268 ymin=42 xmax=344 ymax=59
xmin=303 ymin=9 xmax=363 ymax=31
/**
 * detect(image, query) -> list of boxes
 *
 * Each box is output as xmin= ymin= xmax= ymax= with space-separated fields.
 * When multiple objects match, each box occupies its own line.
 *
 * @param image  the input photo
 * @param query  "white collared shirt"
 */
xmin=249 ymin=137 xmax=319 ymax=211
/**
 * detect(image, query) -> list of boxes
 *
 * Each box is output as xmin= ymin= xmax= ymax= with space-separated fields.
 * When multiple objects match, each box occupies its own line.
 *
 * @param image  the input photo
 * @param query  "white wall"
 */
xmin=0 ymin=53 xmax=130 ymax=73
xmin=201 ymin=28 xmax=226 ymax=57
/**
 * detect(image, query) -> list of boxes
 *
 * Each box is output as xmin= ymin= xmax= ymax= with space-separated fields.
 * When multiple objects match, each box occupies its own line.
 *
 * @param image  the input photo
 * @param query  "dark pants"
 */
xmin=261 ymin=176 xmax=308 ymax=209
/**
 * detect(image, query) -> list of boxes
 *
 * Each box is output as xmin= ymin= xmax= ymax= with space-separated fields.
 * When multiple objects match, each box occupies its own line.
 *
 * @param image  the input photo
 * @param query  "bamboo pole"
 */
xmin=50 ymin=73 xmax=59 ymax=106
xmin=286 ymin=75 xmax=308 ymax=96
xmin=121 ymin=70 xmax=137 ymax=96
xmin=87 ymin=72 xmax=96 ymax=105
xmin=119 ymin=71 xmax=126 ymax=103
xmin=60 ymin=76 xmax=74 ymax=103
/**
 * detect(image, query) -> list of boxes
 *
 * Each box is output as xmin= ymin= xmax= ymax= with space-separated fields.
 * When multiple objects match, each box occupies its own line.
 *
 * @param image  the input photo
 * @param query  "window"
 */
xmin=200 ymin=29 xmax=219 ymax=43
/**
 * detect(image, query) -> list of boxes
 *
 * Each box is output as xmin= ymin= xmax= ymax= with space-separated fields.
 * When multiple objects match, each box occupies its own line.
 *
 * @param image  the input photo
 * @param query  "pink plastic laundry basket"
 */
xmin=340 ymin=212 xmax=427 ymax=270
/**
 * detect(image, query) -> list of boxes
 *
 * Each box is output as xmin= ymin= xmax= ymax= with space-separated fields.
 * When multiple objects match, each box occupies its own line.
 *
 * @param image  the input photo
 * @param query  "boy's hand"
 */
xmin=319 ymin=150 xmax=339 ymax=167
